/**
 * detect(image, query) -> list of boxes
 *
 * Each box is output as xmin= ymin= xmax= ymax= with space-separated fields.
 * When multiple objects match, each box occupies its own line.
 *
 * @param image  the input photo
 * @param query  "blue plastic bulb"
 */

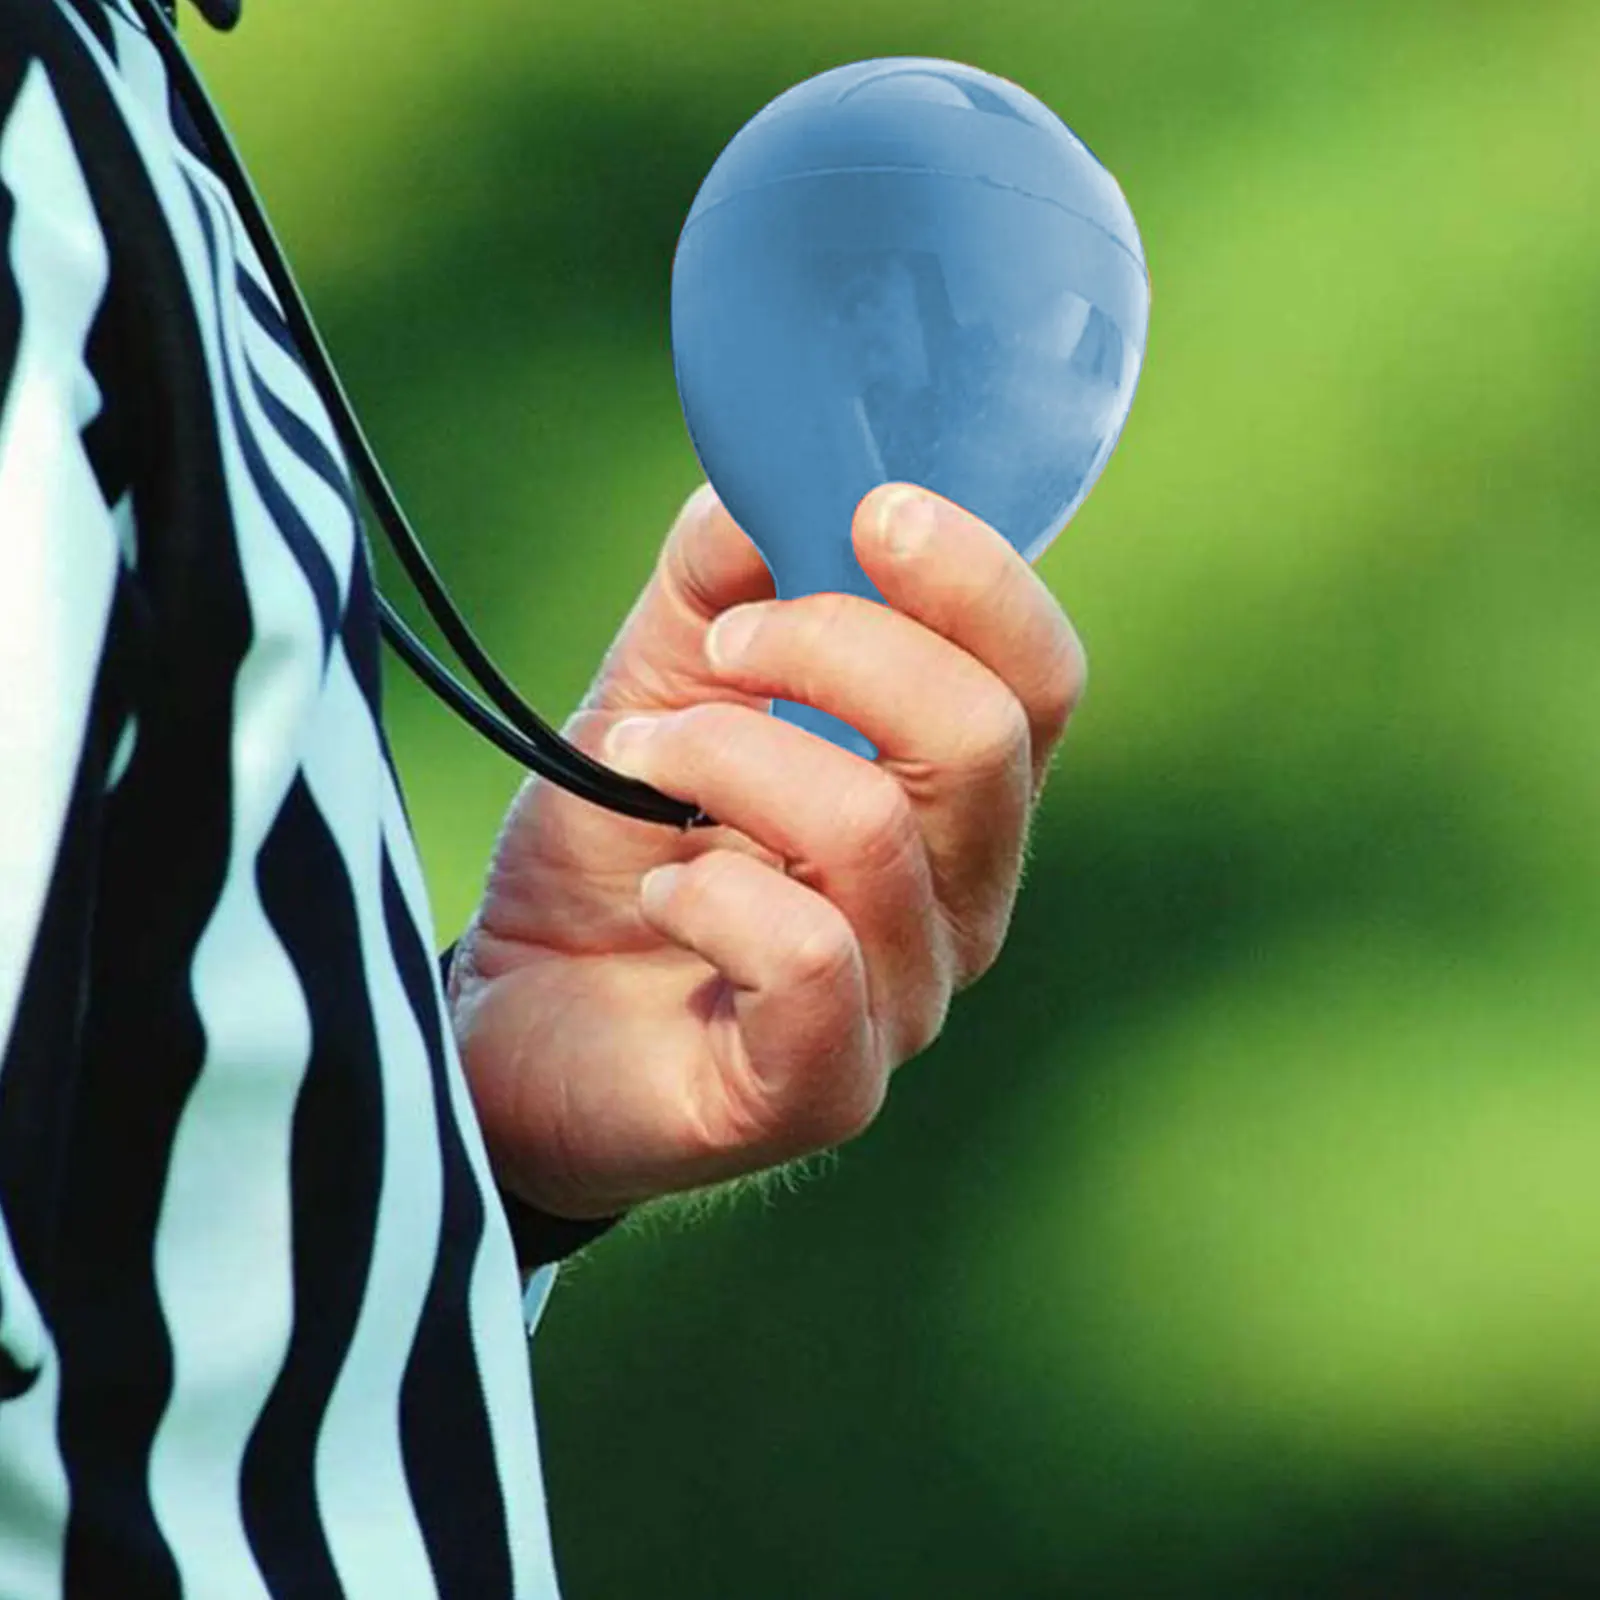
xmin=670 ymin=56 xmax=1150 ymax=759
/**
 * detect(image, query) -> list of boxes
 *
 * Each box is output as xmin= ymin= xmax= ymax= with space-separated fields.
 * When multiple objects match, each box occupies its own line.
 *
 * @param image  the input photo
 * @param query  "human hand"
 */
xmin=447 ymin=481 xmax=1086 ymax=1220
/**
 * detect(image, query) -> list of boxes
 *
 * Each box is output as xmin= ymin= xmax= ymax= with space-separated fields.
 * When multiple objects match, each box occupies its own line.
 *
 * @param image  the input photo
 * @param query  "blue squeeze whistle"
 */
xmin=670 ymin=57 xmax=1150 ymax=760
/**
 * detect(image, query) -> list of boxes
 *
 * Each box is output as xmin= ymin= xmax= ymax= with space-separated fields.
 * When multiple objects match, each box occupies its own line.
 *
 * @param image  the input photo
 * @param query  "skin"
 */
xmin=446 ymin=480 xmax=1087 ymax=1221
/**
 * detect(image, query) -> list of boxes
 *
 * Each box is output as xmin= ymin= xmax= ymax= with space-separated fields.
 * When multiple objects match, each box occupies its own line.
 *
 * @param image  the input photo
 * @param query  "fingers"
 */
xmin=853 ymin=483 xmax=1087 ymax=801
xmin=705 ymin=588 xmax=1030 ymax=792
xmin=604 ymin=700 xmax=954 ymax=1066
xmin=698 ymin=588 xmax=1033 ymax=989
xmin=636 ymin=848 xmax=885 ymax=1157
xmin=473 ymin=707 xmax=786 ymax=956
xmin=577 ymin=481 xmax=775 ymax=716
xmin=661 ymin=481 xmax=775 ymax=622
xmin=696 ymin=483 xmax=1087 ymax=985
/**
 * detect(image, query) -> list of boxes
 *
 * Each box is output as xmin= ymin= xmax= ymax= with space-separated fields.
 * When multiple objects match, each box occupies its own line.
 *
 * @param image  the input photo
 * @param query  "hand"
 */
xmin=447 ymin=481 xmax=1086 ymax=1220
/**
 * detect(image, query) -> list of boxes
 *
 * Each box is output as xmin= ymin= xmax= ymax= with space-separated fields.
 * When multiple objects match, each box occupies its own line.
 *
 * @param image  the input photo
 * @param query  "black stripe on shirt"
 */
xmin=234 ymin=267 xmax=315 ymax=387
xmin=0 ymin=107 xmax=133 ymax=1370
xmin=20 ymin=8 xmax=253 ymax=1592
xmin=384 ymin=850 xmax=516 ymax=1598
xmin=246 ymin=343 xmax=356 ymax=507
xmin=180 ymin=164 xmax=343 ymax=648
xmin=0 ymin=570 xmax=138 ymax=1362
xmin=240 ymin=775 xmax=386 ymax=1600
xmin=0 ymin=48 xmax=21 ymax=356
xmin=59 ymin=0 xmax=116 ymax=57
xmin=81 ymin=287 xmax=133 ymax=511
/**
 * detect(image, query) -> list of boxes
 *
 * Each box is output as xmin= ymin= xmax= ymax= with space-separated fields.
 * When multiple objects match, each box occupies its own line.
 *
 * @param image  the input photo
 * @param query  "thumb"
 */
xmin=579 ymin=482 xmax=777 ymax=716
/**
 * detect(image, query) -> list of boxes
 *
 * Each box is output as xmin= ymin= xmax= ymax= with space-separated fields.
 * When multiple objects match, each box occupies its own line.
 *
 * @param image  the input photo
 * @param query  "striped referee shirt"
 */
xmin=0 ymin=0 xmax=613 ymax=1592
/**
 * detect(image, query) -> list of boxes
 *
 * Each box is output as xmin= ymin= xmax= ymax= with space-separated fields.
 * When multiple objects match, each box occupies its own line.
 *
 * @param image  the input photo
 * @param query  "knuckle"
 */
xmin=769 ymin=927 xmax=885 ymax=1149
xmin=794 ymin=1056 xmax=887 ymax=1151
xmin=899 ymin=983 xmax=952 ymax=1062
xmin=954 ymin=688 xmax=1031 ymax=777
xmin=829 ymin=1069 xmax=890 ymax=1145
xmin=964 ymin=918 xmax=1007 ymax=986
xmin=783 ymin=906 xmax=860 ymax=991
xmin=1040 ymin=629 xmax=1089 ymax=737
xmin=952 ymin=898 xmax=1014 ymax=990
xmin=835 ymin=769 xmax=919 ymax=873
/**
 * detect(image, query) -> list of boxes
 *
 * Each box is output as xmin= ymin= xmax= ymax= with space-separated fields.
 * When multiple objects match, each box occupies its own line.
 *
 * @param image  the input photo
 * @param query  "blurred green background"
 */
xmin=194 ymin=0 xmax=1600 ymax=1592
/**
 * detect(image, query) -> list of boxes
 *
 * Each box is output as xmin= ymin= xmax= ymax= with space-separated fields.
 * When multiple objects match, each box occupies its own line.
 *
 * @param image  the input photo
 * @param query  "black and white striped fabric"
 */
xmin=0 ymin=1 xmax=583 ymax=1592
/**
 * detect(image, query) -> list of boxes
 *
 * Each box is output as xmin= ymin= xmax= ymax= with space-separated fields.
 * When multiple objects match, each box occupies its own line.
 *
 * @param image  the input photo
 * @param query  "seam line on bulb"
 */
xmin=678 ymin=166 xmax=1147 ymax=277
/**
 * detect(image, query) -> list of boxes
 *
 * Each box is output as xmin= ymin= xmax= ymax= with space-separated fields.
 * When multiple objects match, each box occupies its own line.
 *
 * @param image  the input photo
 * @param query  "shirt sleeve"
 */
xmin=0 ymin=50 xmax=126 ymax=1395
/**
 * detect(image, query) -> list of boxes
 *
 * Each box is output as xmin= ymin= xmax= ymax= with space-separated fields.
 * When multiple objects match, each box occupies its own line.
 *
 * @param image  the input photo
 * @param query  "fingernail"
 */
xmin=639 ymin=862 xmax=683 ymax=915
xmin=679 ymin=480 xmax=720 ymax=527
xmin=706 ymin=603 xmax=764 ymax=671
xmin=876 ymin=486 xmax=936 ymax=558
xmin=605 ymin=715 xmax=661 ymax=775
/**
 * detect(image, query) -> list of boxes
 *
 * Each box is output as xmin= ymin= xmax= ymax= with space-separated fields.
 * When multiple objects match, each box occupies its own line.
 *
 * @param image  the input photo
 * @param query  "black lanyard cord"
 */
xmin=124 ymin=0 xmax=715 ymax=832
xmin=165 ymin=0 xmax=243 ymax=31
